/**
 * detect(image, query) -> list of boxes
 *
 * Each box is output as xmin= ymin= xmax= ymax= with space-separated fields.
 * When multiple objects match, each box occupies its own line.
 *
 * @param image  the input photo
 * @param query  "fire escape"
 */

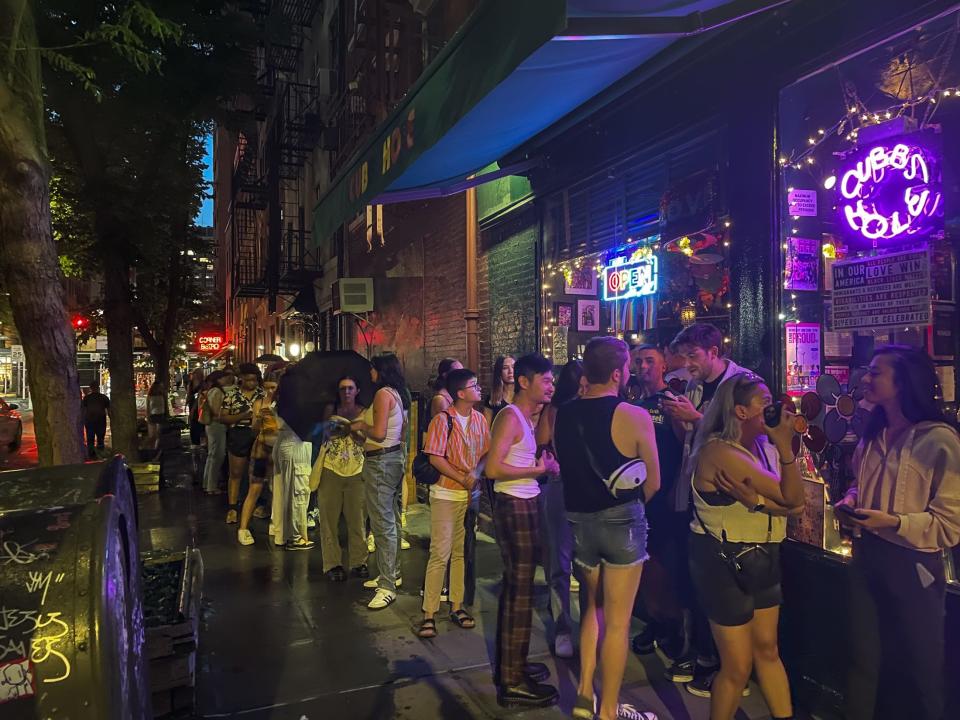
xmin=231 ymin=0 xmax=323 ymax=310
xmin=327 ymin=0 xmax=425 ymax=177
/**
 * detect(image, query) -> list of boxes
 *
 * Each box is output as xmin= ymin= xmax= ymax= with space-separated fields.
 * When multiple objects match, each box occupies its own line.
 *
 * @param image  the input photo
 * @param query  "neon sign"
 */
xmin=603 ymin=254 xmax=658 ymax=301
xmin=195 ymin=333 xmax=225 ymax=353
xmin=839 ymin=142 xmax=942 ymax=242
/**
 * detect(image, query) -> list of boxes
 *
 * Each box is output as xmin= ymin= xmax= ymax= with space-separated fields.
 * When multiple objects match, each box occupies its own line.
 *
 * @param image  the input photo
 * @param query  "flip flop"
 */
xmin=450 ymin=609 xmax=476 ymax=629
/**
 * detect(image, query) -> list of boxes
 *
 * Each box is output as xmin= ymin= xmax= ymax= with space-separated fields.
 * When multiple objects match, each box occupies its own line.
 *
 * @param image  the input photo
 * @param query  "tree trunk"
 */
xmin=102 ymin=252 xmax=140 ymax=459
xmin=0 ymin=12 xmax=85 ymax=465
xmin=153 ymin=345 xmax=170 ymax=416
xmin=0 ymin=160 xmax=85 ymax=465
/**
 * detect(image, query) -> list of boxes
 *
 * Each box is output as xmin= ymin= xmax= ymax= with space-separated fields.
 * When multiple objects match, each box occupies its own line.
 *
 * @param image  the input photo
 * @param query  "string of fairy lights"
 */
xmin=540 ymin=218 xmax=736 ymax=360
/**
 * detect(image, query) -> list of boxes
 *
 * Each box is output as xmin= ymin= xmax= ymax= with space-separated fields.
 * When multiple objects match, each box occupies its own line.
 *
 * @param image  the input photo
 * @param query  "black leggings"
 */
xmin=846 ymin=532 xmax=946 ymax=720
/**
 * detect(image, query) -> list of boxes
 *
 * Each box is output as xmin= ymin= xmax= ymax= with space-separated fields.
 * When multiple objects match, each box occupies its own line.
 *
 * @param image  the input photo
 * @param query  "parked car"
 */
xmin=0 ymin=399 xmax=23 ymax=452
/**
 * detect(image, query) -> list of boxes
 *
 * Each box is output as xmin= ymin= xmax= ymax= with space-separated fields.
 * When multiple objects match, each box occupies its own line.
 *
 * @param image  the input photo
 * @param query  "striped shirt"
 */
xmin=423 ymin=406 xmax=490 ymax=501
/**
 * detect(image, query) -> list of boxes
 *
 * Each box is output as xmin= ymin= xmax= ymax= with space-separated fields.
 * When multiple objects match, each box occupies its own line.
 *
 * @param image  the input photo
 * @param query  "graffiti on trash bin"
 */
xmin=0 ymin=609 xmax=71 ymax=684
xmin=45 ymin=513 xmax=71 ymax=532
xmin=25 ymin=571 xmax=66 ymax=606
xmin=0 ymin=657 xmax=35 ymax=704
xmin=0 ymin=539 xmax=50 ymax=566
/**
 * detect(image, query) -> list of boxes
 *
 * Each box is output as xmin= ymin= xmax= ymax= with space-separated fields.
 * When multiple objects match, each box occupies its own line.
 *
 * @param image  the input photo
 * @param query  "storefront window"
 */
xmin=540 ymin=162 xmax=732 ymax=364
xmin=777 ymin=10 xmax=960 ymax=567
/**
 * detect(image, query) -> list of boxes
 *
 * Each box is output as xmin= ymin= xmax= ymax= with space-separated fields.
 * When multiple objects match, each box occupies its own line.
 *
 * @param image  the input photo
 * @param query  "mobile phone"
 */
xmin=834 ymin=503 xmax=869 ymax=521
xmin=763 ymin=401 xmax=783 ymax=427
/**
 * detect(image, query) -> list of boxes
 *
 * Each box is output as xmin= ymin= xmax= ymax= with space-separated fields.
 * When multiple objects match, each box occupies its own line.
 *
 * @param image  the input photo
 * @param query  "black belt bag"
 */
xmin=694 ymin=504 xmax=779 ymax=595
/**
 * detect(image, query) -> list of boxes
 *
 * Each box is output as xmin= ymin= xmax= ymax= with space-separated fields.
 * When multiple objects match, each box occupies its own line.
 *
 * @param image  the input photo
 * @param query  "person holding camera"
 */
xmin=836 ymin=347 xmax=960 ymax=720
xmin=554 ymin=337 xmax=661 ymax=720
xmin=687 ymin=372 xmax=803 ymax=720
xmin=629 ymin=345 xmax=688 ymax=660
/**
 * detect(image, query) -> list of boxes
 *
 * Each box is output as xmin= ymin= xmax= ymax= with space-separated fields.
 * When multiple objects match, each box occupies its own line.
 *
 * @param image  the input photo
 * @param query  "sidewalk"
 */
xmin=138 ymin=484 xmax=779 ymax=720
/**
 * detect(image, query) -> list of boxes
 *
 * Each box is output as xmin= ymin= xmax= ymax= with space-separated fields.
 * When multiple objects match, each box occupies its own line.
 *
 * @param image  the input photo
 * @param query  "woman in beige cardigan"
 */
xmin=837 ymin=346 xmax=960 ymax=720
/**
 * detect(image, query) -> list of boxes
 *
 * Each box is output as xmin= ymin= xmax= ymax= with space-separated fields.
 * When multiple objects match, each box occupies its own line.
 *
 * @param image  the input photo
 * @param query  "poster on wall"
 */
xmin=930 ymin=304 xmax=955 ymax=360
xmin=787 ymin=189 xmax=818 ymax=217
xmin=784 ymin=236 xmax=819 ymax=291
xmin=554 ymin=302 xmax=573 ymax=328
xmin=785 ymin=322 xmax=821 ymax=396
xmin=831 ymin=248 xmax=932 ymax=332
xmin=824 ymin=365 xmax=850 ymax=387
xmin=577 ymin=299 xmax=600 ymax=332
xmin=552 ymin=325 xmax=569 ymax=363
xmin=564 ymin=267 xmax=598 ymax=296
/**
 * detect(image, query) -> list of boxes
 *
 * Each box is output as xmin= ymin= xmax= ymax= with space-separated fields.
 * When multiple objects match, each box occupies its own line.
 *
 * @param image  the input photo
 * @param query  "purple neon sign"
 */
xmin=838 ymin=142 xmax=942 ymax=242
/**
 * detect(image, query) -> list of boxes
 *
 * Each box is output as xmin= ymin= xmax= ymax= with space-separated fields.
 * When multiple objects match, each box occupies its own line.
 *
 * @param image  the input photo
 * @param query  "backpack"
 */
xmin=412 ymin=413 xmax=454 ymax=485
xmin=197 ymin=388 xmax=217 ymax=426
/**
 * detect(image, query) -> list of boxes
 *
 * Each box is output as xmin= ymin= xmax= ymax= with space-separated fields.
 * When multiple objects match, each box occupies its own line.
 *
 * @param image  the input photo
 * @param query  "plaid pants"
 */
xmin=493 ymin=492 xmax=541 ymax=686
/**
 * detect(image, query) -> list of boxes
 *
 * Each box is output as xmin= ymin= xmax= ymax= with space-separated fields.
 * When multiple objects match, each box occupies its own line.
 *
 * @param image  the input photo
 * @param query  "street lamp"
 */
xmin=289 ymin=343 xmax=301 ymax=358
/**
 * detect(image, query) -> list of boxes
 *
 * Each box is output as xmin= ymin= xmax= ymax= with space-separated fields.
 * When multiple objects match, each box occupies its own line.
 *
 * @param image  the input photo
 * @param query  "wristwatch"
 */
xmin=749 ymin=497 xmax=766 ymax=513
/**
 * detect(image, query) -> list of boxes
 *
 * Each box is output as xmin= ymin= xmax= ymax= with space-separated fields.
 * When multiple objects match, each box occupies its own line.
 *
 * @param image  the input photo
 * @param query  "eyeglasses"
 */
xmin=465 ymin=382 xmax=481 ymax=391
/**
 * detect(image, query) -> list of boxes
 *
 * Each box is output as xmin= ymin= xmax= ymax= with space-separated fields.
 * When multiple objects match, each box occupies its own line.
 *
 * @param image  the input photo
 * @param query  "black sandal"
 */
xmin=449 ymin=609 xmax=476 ymax=629
xmin=417 ymin=618 xmax=437 ymax=638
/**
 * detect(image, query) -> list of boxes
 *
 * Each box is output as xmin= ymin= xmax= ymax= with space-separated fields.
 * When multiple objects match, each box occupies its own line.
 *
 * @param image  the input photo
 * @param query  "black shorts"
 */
xmin=688 ymin=531 xmax=782 ymax=627
xmin=227 ymin=426 xmax=256 ymax=458
xmin=251 ymin=457 xmax=269 ymax=481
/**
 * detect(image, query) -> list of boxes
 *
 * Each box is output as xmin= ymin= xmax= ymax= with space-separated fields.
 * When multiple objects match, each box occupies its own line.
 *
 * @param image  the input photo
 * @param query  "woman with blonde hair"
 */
xmin=687 ymin=372 xmax=803 ymax=720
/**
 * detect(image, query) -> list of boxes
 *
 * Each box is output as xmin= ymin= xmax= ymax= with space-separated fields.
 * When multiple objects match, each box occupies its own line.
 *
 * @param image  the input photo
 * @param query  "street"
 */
xmin=137 ymin=481 xmax=780 ymax=720
xmin=1 ymin=410 xmax=38 ymax=471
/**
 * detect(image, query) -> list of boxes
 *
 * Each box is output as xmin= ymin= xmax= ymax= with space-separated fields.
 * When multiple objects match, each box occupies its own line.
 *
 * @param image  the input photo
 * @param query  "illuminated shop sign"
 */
xmin=195 ymin=333 xmax=226 ymax=353
xmin=838 ymin=142 xmax=942 ymax=242
xmin=603 ymin=255 xmax=658 ymax=301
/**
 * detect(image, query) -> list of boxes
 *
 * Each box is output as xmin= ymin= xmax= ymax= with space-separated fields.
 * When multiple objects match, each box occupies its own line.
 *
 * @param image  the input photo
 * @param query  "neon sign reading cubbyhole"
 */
xmin=603 ymin=255 xmax=658 ymax=301
xmin=838 ymin=142 xmax=942 ymax=242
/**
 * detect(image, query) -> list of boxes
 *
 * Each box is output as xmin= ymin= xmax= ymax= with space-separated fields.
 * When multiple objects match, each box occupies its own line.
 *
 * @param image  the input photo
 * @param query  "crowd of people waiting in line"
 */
xmin=181 ymin=323 xmax=959 ymax=720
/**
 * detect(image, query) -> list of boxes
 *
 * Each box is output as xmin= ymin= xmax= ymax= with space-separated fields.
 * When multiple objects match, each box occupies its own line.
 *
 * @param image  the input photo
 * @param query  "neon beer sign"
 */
xmin=839 ymin=142 xmax=941 ymax=242
xmin=603 ymin=255 xmax=658 ymax=301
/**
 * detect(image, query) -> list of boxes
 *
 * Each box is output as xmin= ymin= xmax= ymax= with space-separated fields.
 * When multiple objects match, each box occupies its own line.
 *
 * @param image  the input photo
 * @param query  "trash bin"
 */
xmin=0 ymin=458 xmax=150 ymax=718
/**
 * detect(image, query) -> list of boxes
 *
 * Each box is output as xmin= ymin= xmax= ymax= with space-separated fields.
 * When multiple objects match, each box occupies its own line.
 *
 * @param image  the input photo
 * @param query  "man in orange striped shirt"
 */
xmin=417 ymin=368 xmax=490 ymax=638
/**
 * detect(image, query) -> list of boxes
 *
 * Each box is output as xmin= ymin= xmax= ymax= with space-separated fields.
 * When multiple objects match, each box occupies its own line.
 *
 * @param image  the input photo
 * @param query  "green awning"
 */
xmin=312 ymin=0 xmax=787 ymax=246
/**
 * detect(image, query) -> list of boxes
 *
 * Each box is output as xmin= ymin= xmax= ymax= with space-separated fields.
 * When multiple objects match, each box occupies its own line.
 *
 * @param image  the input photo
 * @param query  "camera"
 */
xmin=763 ymin=400 xmax=783 ymax=427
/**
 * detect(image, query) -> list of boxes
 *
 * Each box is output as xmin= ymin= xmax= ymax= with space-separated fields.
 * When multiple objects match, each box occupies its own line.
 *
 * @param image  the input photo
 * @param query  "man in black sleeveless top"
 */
xmin=555 ymin=337 xmax=661 ymax=720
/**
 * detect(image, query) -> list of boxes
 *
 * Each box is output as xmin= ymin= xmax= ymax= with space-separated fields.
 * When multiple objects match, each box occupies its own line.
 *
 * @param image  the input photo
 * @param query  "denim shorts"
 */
xmin=567 ymin=501 xmax=649 ymax=570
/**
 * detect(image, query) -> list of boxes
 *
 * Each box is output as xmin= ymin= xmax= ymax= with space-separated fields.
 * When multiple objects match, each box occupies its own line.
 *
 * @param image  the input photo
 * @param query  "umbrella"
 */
xmin=255 ymin=353 xmax=285 ymax=363
xmin=276 ymin=350 xmax=372 ymax=441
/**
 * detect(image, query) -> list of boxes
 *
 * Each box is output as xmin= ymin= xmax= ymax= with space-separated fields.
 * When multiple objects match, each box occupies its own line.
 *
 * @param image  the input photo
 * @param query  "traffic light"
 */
xmin=72 ymin=314 xmax=90 ymax=331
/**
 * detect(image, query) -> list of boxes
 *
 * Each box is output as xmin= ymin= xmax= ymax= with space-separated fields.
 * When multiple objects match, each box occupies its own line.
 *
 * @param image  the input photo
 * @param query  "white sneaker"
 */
xmin=237 ymin=529 xmax=254 ymax=546
xmin=367 ymin=588 xmax=397 ymax=610
xmin=617 ymin=703 xmax=658 ymax=720
xmin=363 ymin=576 xmax=402 ymax=589
xmin=367 ymin=533 xmax=376 ymax=553
xmin=401 ymin=537 xmax=411 ymax=550
xmin=554 ymin=633 xmax=574 ymax=659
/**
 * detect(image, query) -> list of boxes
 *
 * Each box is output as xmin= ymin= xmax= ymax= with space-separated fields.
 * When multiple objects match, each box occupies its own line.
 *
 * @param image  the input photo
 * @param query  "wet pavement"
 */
xmin=138 ymin=482 xmax=780 ymax=720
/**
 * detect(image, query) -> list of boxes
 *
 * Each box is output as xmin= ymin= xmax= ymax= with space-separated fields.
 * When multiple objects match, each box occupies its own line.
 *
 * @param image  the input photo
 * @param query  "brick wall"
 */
xmin=478 ymin=215 xmax=539 ymax=383
xmin=346 ymin=195 xmax=467 ymax=394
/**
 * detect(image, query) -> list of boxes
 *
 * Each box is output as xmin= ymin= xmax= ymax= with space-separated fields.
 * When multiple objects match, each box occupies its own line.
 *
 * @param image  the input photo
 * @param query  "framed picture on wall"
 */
xmin=564 ymin=267 xmax=597 ymax=296
xmin=554 ymin=302 xmax=574 ymax=327
xmin=577 ymin=299 xmax=600 ymax=332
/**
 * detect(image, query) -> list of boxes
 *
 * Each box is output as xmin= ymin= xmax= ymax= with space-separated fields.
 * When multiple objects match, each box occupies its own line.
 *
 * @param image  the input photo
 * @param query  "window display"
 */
xmin=777 ymin=11 xmax=960 ymax=578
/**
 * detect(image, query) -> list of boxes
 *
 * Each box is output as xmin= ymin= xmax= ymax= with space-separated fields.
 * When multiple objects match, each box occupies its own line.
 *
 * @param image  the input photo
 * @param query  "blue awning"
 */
xmin=313 ymin=0 xmax=789 ymax=243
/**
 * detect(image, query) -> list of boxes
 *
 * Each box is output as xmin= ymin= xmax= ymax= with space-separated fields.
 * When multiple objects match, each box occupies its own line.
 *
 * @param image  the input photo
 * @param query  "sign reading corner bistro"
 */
xmin=831 ymin=248 xmax=931 ymax=331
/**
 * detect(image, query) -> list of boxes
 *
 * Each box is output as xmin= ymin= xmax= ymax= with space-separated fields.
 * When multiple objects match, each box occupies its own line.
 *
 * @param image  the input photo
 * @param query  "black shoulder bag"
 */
xmin=413 ymin=414 xmax=454 ymax=485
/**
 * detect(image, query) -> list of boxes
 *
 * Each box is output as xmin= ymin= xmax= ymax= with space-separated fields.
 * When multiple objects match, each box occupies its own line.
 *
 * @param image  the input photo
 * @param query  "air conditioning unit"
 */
xmin=333 ymin=277 xmax=374 ymax=314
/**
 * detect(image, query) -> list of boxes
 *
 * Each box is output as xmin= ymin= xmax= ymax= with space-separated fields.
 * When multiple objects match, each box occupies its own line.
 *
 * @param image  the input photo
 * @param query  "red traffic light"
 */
xmin=72 ymin=315 xmax=90 ymax=331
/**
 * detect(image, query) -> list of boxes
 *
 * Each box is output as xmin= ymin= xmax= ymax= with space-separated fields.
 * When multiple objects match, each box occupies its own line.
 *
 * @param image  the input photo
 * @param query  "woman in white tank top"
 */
xmin=349 ymin=354 xmax=409 ymax=610
xmin=687 ymin=372 xmax=804 ymax=720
